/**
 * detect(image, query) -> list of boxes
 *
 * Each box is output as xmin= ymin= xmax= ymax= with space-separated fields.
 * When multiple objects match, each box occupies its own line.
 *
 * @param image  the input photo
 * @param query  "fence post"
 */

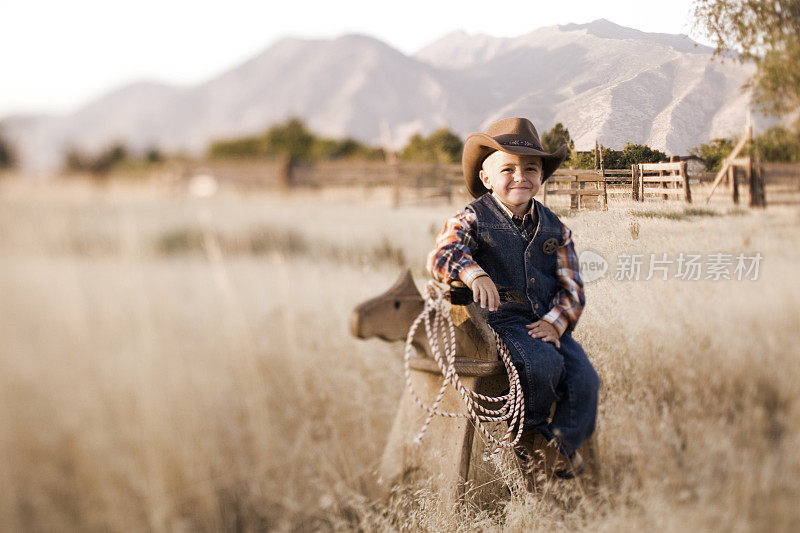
xmin=570 ymin=174 xmax=579 ymax=209
xmin=631 ymin=164 xmax=639 ymax=201
xmin=600 ymin=147 xmax=608 ymax=210
xmin=681 ymin=161 xmax=691 ymax=203
xmin=595 ymin=139 xmax=600 ymax=171
xmin=278 ymin=155 xmax=293 ymax=190
xmin=749 ymin=156 xmax=766 ymax=207
xmin=392 ymin=161 xmax=401 ymax=208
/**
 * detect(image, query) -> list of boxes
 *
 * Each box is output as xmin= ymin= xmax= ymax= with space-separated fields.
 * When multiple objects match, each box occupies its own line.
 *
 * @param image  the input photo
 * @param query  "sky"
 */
xmin=0 ymin=0 xmax=711 ymax=119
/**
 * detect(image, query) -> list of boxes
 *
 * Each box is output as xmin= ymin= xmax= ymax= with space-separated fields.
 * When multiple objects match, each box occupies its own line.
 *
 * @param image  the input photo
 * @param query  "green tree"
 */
xmin=207 ymin=118 xmax=316 ymax=161
xmin=63 ymin=144 xmax=129 ymax=175
xmin=92 ymin=144 xmax=128 ymax=174
xmin=319 ymin=137 xmax=384 ymax=160
xmin=692 ymin=0 xmax=800 ymax=116
xmin=262 ymin=118 xmax=316 ymax=161
xmin=208 ymin=136 xmax=263 ymax=159
xmin=399 ymin=133 xmax=426 ymax=162
xmin=541 ymin=123 xmax=574 ymax=155
xmin=400 ymin=128 xmax=463 ymax=163
xmin=752 ymin=126 xmax=800 ymax=162
xmin=207 ymin=119 xmax=385 ymax=162
xmin=618 ymin=143 xmax=668 ymax=167
xmin=689 ymin=138 xmax=736 ymax=171
xmin=145 ymin=148 xmax=164 ymax=163
xmin=0 ymin=127 xmax=15 ymax=169
xmin=599 ymin=147 xmax=622 ymax=169
xmin=566 ymin=151 xmax=595 ymax=169
xmin=565 ymin=143 xmax=667 ymax=169
xmin=64 ymin=148 xmax=87 ymax=172
xmin=330 ymin=138 xmax=362 ymax=159
xmin=427 ymin=128 xmax=463 ymax=163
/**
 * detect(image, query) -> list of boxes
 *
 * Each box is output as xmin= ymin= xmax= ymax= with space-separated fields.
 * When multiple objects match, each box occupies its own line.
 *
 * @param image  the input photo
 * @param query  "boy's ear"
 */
xmin=478 ymin=169 xmax=491 ymax=190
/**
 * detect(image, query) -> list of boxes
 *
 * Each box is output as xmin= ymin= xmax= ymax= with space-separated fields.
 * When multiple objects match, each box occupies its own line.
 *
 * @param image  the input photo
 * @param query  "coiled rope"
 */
xmin=403 ymin=281 xmax=526 ymax=459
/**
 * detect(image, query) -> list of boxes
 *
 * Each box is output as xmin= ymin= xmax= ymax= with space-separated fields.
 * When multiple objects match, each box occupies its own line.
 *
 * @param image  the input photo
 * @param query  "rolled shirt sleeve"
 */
xmin=426 ymin=208 xmax=488 ymax=287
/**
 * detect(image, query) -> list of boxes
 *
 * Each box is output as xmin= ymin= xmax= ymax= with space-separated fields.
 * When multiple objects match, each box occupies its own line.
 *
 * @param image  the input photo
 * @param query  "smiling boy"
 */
xmin=427 ymin=117 xmax=600 ymax=478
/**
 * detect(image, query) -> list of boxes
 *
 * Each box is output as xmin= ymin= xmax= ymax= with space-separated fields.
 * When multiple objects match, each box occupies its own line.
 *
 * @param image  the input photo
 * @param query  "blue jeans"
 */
xmin=489 ymin=312 xmax=600 ymax=452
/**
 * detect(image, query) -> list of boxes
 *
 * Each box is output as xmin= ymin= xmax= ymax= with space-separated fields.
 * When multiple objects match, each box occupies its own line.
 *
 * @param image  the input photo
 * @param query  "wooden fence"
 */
xmin=763 ymin=162 xmax=800 ymax=186
xmin=633 ymin=161 xmax=691 ymax=203
xmin=757 ymin=162 xmax=800 ymax=205
xmin=188 ymin=158 xmax=799 ymax=207
xmin=542 ymin=169 xmax=607 ymax=209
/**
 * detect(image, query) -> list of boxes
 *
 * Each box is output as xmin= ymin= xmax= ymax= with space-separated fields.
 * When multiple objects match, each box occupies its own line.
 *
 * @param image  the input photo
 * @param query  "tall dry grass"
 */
xmin=1 ymin=179 xmax=799 ymax=531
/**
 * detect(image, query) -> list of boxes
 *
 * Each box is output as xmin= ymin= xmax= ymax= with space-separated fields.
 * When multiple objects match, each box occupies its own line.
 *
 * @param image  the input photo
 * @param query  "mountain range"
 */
xmin=2 ymin=19 xmax=762 ymax=172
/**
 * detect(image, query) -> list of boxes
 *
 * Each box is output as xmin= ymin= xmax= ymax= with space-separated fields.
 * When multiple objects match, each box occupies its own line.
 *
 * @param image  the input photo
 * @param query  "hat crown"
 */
xmin=484 ymin=118 xmax=543 ymax=152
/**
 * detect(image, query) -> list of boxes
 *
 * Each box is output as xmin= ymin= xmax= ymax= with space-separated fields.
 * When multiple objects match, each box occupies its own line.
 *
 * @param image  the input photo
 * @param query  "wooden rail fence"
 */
xmin=704 ymin=126 xmax=766 ymax=207
xmin=542 ymin=169 xmax=607 ymax=210
xmin=189 ymin=157 xmax=796 ymax=208
xmin=632 ymin=161 xmax=691 ymax=203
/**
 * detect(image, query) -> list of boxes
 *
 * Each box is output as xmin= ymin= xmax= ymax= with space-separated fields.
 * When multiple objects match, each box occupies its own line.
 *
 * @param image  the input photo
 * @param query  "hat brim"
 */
xmin=462 ymin=133 xmax=569 ymax=198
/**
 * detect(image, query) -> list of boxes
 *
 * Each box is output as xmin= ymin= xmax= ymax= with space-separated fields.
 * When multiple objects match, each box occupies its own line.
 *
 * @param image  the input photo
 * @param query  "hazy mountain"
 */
xmin=2 ymin=19 xmax=763 ymax=172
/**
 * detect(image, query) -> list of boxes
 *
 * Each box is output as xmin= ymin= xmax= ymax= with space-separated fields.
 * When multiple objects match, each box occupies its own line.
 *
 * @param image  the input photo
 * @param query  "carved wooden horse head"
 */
xmin=351 ymin=269 xmax=501 ymax=367
xmin=350 ymin=270 xmax=425 ymax=342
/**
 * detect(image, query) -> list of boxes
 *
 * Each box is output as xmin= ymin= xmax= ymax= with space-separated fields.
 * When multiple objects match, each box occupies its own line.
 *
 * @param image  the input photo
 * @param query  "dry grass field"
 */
xmin=1 ymin=177 xmax=799 ymax=532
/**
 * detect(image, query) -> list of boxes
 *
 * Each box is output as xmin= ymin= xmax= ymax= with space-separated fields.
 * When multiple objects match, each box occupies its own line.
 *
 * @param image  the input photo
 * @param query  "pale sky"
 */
xmin=0 ymin=0 xmax=709 ymax=118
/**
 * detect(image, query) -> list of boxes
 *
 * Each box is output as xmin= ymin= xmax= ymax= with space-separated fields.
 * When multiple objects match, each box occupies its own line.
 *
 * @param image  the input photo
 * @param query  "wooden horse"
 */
xmin=351 ymin=270 xmax=574 ymax=508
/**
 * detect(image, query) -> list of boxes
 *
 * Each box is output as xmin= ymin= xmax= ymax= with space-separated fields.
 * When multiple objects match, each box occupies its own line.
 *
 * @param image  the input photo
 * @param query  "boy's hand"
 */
xmin=526 ymin=320 xmax=561 ymax=349
xmin=470 ymin=275 xmax=500 ymax=312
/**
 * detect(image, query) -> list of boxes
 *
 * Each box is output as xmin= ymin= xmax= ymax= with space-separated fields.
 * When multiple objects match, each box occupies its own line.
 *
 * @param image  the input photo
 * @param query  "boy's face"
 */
xmin=479 ymin=151 xmax=543 ymax=210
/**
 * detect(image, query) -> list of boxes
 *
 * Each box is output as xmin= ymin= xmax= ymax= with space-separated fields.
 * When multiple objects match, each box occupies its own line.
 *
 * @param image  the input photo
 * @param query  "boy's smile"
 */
xmin=479 ymin=151 xmax=543 ymax=217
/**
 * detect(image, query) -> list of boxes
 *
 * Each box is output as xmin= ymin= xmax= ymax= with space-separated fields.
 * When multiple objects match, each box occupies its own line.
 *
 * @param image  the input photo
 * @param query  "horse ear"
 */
xmin=386 ymin=269 xmax=422 ymax=300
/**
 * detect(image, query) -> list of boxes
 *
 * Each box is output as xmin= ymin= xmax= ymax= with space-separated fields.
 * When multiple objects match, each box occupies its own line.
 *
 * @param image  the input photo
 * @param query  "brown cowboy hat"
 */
xmin=462 ymin=117 xmax=569 ymax=198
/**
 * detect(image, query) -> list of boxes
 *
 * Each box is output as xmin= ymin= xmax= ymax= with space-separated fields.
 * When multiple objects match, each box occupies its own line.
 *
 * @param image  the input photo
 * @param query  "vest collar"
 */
xmin=489 ymin=192 xmax=534 ymax=219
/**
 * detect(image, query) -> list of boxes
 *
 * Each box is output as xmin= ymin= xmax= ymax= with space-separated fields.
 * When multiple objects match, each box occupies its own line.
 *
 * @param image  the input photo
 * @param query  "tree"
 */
xmin=0 ymin=127 xmax=15 ymax=169
xmin=92 ymin=144 xmax=128 ymax=174
xmin=400 ymin=127 xmax=463 ymax=163
xmin=692 ymin=0 xmax=800 ymax=116
xmin=262 ymin=118 xmax=316 ymax=161
xmin=566 ymin=151 xmax=595 ymax=169
xmin=599 ymin=147 xmax=622 ymax=169
xmin=427 ymin=128 xmax=463 ymax=163
xmin=618 ymin=143 xmax=668 ymax=167
xmin=689 ymin=138 xmax=736 ymax=171
xmin=752 ymin=126 xmax=800 ymax=162
xmin=208 ymin=135 xmax=263 ymax=159
xmin=146 ymin=148 xmax=164 ymax=163
xmin=62 ymin=143 xmax=129 ymax=175
xmin=313 ymin=137 xmax=385 ymax=161
xmin=565 ymin=143 xmax=667 ymax=170
xmin=64 ymin=148 xmax=86 ymax=172
xmin=207 ymin=119 xmax=384 ymax=162
xmin=541 ymin=123 xmax=574 ymax=154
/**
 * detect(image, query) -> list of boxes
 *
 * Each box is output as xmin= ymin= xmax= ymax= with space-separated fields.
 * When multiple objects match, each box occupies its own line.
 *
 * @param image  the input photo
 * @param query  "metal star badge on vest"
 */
xmin=542 ymin=238 xmax=559 ymax=255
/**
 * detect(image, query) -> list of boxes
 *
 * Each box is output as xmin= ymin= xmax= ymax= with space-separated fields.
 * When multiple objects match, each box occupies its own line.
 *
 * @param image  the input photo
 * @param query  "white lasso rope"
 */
xmin=404 ymin=281 xmax=526 ymax=459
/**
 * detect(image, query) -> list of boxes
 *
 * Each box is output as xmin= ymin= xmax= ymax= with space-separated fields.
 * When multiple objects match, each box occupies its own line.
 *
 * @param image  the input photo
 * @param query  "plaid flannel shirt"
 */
xmin=426 ymin=196 xmax=585 ymax=336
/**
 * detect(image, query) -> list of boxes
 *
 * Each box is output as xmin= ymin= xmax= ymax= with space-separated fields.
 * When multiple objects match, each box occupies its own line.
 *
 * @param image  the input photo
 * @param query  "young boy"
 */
xmin=427 ymin=117 xmax=600 ymax=478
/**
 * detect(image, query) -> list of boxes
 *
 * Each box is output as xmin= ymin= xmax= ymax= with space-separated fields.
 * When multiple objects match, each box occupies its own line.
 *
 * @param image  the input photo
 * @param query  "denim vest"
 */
xmin=467 ymin=194 xmax=564 ymax=320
